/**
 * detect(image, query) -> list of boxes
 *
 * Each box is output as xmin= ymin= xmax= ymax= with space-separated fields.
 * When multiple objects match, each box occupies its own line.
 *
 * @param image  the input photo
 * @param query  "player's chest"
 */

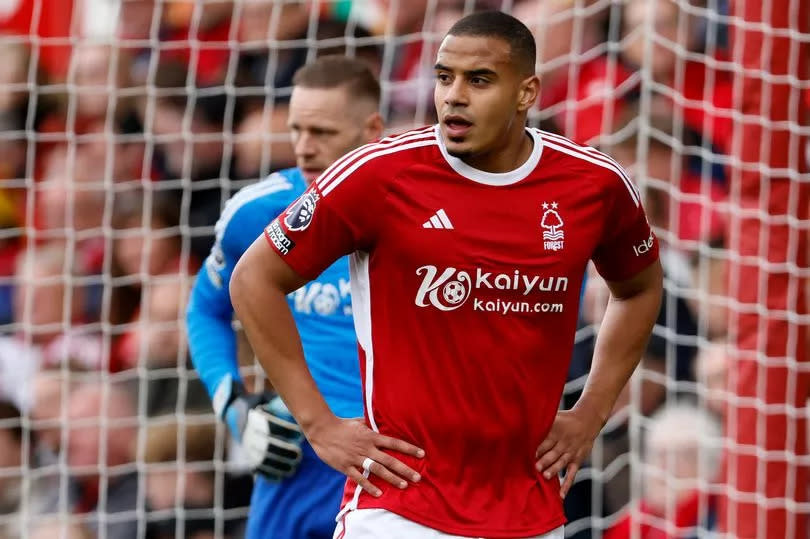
xmin=379 ymin=175 xmax=607 ymax=273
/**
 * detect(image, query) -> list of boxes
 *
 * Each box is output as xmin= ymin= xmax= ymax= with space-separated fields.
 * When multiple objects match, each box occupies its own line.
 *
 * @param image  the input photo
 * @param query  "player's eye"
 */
xmin=470 ymin=77 xmax=488 ymax=86
xmin=436 ymin=72 xmax=452 ymax=84
xmin=311 ymin=128 xmax=337 ymax=138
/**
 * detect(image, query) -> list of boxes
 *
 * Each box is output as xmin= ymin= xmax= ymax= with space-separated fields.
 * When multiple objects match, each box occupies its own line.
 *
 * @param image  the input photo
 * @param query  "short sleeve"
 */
xmin=591 ymin=171 xmax=659 ymax=282
xmin=264 ymin=163 xmax=379 ymax=280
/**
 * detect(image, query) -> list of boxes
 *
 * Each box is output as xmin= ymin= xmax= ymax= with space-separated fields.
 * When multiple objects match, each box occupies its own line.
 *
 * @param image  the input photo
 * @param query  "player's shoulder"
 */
xmin=533 ymin=128 xmax=641 ymax=206
xmin=229 ymin=168 xmax=304 ymax=209
xmin=217 ymin=169 xmax=304 ymax=230
xmin=314 ymin=125 xmax=439 ymax=196
xmin=367 ymin=125 xmax=439 ymax=157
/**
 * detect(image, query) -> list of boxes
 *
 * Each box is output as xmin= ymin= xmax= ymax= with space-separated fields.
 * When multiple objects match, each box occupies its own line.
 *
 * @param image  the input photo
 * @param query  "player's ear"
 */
xmin=517 ymin=75 xmax=540 ymax=113
xmin=364 ymin=111 xmax=384 ymax=142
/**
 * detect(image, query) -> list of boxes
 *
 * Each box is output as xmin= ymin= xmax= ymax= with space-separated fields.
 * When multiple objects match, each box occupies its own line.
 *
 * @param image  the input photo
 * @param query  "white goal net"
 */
xmin=0 ymin=0 xmax=807 ymax=538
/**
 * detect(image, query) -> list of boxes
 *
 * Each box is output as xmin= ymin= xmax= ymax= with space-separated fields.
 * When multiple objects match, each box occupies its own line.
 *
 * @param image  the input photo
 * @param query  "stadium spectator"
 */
xmin=29 ymin=368 xmax=72 ymax=454
xmin=159 ymin=1 xmax=235 ymax=86
xmin=111 ymin=189 xmax=197 ymax=371
xmin=0 ymin=41 xmax=29 ymax=117
xmin=145 ymin=61 xmax=232 ymax=184
xmin=1 ymin=397 xmax=70 ymax=538
xmin=0 ymin=400 xmax=23 ymax=518
xmin=144 ymin=419 xmax=236 ymax=538
xmin=71 ymin=43 xmax=137 ymax=127
xmin=14 ymin=243 xmax=103 ymax=364
xmin=28 ymin=518 xmax=94 ymax=539
xmin=0 ymin=0 xmax=72 ymax=80
xmin=0 ymin=243 xmax=103 ymax=413
xmin=694 ymin=340 xmax=729 ymax=419
xmin=0 ymin=108 xmax=27 ymax=186
xmin=119 ymin=0 xmax=156 ymax=41
xmin=605 ymin=404 xmax=722 ymax=538
xmin=36 ymin=145 xmax=107 ymax=247
xmin=24 ymin=368 xmax=96 ymax=531
xmin=139 ymin=60 xmax=241 ymax=260
xmin=64 ymin=380 xmax=141 ymax=539
xmin=111 ymin=189 xmax=189 ymax=280
xmin=363 ymin=0 xmax=435 ymax=125
xmin=513 ymin=0 xmax=609 ymax=105
xmin=607 ymin=107 xmax=727 ymax=245
xmin=34 ymin=142 xmax=111 ymax=324
xmin=135 ymin=277 xmax=209 ymax=416
xmin=35 ymin=42 xmax=140 ymax=177
xmin=686 ymin=241 xmax=728 ymax=340
xmin=233 ymin=104 xmax=292 ymax=181
xmin=0 ymin=109 xmax=24 ymax=325
xmin=136 ymin=276 xmax=191 ymax=368
xmin=543 ymin=0 xmax=733 ymax=156
xmin=118 ymin=0 xmax=158 ymax=84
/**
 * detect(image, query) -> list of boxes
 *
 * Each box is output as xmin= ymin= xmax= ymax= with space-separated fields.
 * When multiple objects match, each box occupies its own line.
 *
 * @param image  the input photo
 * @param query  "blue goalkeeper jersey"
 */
xmin=186 ymin=168 xmax=362 ymax=420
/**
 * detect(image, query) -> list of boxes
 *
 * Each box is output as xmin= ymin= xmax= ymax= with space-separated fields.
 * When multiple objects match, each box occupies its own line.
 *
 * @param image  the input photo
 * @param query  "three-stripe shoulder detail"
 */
xmin=315 ymin=127 xmax=438 ymax=196
xmin=535 ymin=129 xmax=640 ymax=207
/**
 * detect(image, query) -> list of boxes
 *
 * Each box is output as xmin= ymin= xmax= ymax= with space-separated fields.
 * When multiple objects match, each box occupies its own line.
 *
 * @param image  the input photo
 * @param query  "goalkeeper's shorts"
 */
xmin=245 ymin=439 xmax=344 ymax=539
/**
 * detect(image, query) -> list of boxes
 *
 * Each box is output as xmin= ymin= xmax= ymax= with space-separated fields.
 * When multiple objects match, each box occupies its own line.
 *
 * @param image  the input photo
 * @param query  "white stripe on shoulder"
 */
xmin=316 ymin=127 xmax=436 ymax=191
xmin=538 ymin=130 xmax=641 ymax=200
xmin=322 ymin=139 xmax=438 ymax=196
xmin=536 ymin=131 xmax=640 ymax=207
xmin=215 ymin=173 xmax=294 ymax=238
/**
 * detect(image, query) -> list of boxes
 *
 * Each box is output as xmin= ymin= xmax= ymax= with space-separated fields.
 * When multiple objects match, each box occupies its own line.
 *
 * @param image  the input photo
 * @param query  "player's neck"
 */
xmin=461 ymin=126 xmax=533 ymax=174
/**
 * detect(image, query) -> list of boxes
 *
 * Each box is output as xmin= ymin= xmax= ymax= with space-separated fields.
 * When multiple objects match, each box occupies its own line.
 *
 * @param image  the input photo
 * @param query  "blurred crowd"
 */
xmin=0 ymin=0 xmax=805 ymax=538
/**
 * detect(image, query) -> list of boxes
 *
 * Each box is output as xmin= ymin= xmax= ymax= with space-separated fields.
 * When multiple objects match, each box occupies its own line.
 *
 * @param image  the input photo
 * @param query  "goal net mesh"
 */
xmin=0 ymin=0 xmax=807 ymax=538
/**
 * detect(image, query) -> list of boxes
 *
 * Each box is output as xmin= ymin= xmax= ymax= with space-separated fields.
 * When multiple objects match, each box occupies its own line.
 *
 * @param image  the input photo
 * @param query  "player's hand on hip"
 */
xmin=306 ymin=416 xmax=424 ymax=498
xmin=535 ymin=408 xmax=603 ymax=499
xmin=213 ymin=377 xmax=303 ymax=480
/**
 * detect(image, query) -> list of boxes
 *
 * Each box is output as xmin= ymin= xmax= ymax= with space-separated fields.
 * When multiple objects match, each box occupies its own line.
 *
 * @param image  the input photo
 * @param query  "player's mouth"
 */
xmin=443 ymin=115 xmax=473 ymax=138
xmin=301 ymin=168 xmax=324 ymax=183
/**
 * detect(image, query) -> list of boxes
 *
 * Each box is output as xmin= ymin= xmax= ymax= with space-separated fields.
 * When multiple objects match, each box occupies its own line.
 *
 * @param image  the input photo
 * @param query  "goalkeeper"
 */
xmin=186 ymin=56 xmax=383 ymax=539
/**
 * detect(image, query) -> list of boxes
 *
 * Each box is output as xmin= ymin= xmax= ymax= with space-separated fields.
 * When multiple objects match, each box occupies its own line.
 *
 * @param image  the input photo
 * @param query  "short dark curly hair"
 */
xmin=447 ymin=11 xmax=537 ymax=76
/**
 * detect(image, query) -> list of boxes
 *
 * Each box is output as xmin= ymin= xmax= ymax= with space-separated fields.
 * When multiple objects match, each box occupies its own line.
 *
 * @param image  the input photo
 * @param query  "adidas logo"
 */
xmin=422 ymin=209 xmax=454 ymax=229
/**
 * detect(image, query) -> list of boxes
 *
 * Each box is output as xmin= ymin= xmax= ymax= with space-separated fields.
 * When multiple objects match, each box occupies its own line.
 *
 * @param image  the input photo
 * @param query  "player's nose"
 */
xmin=443 ymin=78 xmax=469 ymax=107
xmin=294 ymin=132 xmax=317 ymax=159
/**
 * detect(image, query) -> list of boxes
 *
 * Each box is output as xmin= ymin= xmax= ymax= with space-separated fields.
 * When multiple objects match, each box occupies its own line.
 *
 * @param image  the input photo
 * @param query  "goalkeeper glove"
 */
xmin=213 ymin=376 xmax=303 ymax=480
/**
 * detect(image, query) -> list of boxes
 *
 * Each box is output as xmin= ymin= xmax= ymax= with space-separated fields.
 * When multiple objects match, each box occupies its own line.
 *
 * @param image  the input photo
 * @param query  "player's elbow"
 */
xmin=229 ymin=256 xmax=252 ymax=318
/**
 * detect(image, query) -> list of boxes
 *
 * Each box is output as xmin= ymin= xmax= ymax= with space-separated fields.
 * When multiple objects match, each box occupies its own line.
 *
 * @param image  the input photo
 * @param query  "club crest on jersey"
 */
xmin=284 ymin=191 xmax=320 ymax=231
xmin=541 ymin=201 xmax=564 ymax=251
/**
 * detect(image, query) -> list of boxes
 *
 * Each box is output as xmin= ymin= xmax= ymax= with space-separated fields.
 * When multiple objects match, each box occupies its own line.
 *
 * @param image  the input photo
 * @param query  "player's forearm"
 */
xmin=577 ymin=262 xmax=663 ymax=425
xmin=186 ymin=303 xmax=240 ymax=399
xmin=186 ymin=268 xmax=244 ymax=398
xmin=230 ymin=240 xmax=335 ymax=433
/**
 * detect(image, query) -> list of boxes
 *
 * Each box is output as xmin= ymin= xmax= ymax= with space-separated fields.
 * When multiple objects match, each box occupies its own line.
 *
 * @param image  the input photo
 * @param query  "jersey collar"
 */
xmin=434 ymin=124 xmax=543 ymax=186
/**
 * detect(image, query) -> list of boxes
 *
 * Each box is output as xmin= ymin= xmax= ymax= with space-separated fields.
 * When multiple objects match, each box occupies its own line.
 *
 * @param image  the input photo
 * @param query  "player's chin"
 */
xmin=444 ymin=138 xmax=474 ymax=158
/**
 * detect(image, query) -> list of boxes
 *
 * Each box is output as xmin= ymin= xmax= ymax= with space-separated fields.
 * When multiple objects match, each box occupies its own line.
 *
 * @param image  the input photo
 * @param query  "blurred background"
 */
xmin=0 ymin=0 xmax=807 ymax=538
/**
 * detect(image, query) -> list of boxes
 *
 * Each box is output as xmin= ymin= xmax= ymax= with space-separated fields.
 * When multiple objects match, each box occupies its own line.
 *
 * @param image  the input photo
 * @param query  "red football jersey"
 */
xmin=264 ymin=125 xmax=659 ymax=537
